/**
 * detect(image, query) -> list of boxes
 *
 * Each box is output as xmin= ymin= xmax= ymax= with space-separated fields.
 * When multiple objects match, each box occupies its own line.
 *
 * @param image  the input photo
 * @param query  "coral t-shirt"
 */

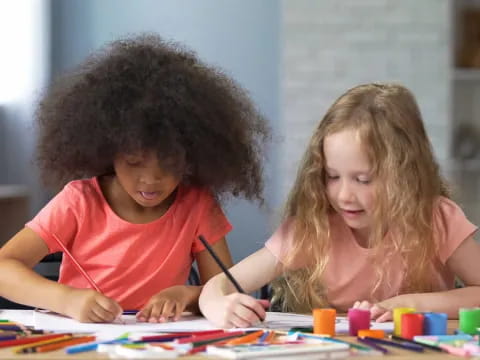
xmin=26 ymin=177 xmax=232 ymax=310
xmin=265 ymin=197 xmax=477 ymax=311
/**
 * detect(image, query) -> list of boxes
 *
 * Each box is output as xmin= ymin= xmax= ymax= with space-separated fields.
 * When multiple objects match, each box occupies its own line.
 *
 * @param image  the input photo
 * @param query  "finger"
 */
xmin=240 ymin=297 xmax=267 ymax=321
xmin=87 ymin=309 xmax=105 ymax=323
xmin=356 ymin=301 xmax=372 ymax=310
xmin=173 ymin=302 xmax=185 ymax=321
xmin=375 ymin=310 xmax=392 ymax=323
xmin=230 ymin=312 xmax=254 ymax=328
xmin=258 ymin=299 xmax=271 ymax=309
xmin=148 ymin=302 xmax=166 ymax=323
xmin=369 ymin=304 xmax=386 ymax=320
xmin=159 ymin=301 xmax=176 ymax=322
xmin=95 ymin=296 xmax=122 ymax=319
xmin=353 ymin=301 xmax=360 ymax=308
xmin=136 ymin=306 xmax=152 ymax=322
xmin=91 ymin=303 xmax=117 ymax=323
xmin=235 ymin=304 xmax=264 ymax=326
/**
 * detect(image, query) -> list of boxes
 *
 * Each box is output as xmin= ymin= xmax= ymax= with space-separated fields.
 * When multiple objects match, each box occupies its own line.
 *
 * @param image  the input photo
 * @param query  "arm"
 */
xmin=0 ymin=228 xmax=122 ymax=322
xmin=0 ymin=228 xmax=65 ymax=310
xmin=137 ymin=237 xmax=233 ymax=322
xmin=356 ymin=236 xmax=480 ymax=321
xmin=199 ymin=247 xmax=283 ymax=328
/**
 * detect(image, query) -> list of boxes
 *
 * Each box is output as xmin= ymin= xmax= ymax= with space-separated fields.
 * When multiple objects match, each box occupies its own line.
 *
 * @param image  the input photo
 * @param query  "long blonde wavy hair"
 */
xmin=272 ymin=83 xmax=450 ymax=313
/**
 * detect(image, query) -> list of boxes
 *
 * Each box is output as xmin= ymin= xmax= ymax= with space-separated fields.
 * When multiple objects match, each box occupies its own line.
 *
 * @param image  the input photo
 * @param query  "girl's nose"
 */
xmin=338 ymin=181 xmax=355 ymax=202
xmin=139 ymin=170 xmax=162 ymax=185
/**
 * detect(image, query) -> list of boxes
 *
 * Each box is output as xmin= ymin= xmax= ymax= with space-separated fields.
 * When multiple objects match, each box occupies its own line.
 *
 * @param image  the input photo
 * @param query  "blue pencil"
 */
xmin=122 ymin=310 xmax=138 ymax=315
xmin=66 ymin=338 xmax=129 ymax=354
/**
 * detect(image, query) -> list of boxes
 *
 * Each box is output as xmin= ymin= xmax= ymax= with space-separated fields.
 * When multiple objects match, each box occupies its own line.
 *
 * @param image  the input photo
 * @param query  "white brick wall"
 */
xmin=280 ymin=0 xmax=451 ymax=200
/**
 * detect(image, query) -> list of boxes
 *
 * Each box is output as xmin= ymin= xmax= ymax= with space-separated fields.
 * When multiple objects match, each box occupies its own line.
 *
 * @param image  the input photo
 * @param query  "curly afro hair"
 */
xmin=36 ymin=34 xmax=270 ymax=203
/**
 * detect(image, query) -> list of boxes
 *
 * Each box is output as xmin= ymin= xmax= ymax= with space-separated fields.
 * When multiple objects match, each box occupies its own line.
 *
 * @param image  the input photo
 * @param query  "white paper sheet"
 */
xmin=0 ymin=309 xmax=393 ymax=339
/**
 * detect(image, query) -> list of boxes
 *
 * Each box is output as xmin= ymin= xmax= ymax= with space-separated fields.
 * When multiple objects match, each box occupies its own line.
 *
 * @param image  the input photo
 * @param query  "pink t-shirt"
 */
xmin=27 ymin=177 xmax=232 ymax=310
xmin=265 ymin=197 xmax=477 ymax=311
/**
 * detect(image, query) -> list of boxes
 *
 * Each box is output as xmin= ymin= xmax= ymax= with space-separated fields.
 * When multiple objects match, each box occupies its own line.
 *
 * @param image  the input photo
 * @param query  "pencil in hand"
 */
xmin=51 ymin=234 xmax=102 ymax=293
xmin=198 ymin=235 xmax=266 ymax=322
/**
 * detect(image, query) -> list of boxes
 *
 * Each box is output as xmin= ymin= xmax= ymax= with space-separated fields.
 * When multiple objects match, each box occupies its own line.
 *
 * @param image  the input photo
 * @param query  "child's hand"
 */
xmin=201 ymin=292 xmax=269 ymax=328
xmin=136 ymin=285 xmax=199 ymax=323
xmin=63 ymin=288 xmax=122 ymax=323
xmin=352 ymin=300 xmax=391 ymax=322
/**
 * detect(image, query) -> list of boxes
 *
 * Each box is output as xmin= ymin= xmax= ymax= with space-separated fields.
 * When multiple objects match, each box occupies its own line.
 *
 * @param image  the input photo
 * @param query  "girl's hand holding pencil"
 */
xmin=201 ymin=292 xmax=270 ymax=328
xmin=62 ymin=287 xmax=122 ymax=323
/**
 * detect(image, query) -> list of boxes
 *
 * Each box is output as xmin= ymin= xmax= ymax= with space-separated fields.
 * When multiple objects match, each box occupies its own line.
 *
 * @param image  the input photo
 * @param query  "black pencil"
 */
xmin=198 ymin=235 xmax=265 ymax=322
xmin=198 ymin=235 xmax=245 ymax=293
xmin=391 ymin=335 xmax=446 ymax=352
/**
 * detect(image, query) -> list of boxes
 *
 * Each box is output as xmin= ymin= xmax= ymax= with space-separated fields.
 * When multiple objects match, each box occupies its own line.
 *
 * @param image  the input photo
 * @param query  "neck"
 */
xmin=351 ymin=227 xmax=371 ymax=248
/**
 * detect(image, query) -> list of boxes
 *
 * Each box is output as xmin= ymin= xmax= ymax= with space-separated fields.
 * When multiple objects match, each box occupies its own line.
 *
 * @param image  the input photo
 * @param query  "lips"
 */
xmin=341 ymin=208 xmax=365 ymax=217
xmin=139 ymin=191 xmax=158 ymax=200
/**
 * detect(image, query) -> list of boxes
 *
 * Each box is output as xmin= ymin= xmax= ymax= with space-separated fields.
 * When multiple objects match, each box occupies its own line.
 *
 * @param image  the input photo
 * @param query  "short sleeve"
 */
xmin=434 ymin=197 xmax=478 ymax=264
xmin=192 ymin=191 xmax=232 ymax=253
xmin=265 ymin=218 xmax=305 ymax=269
xmin=25 ymin=183 xmax=81 ymax=253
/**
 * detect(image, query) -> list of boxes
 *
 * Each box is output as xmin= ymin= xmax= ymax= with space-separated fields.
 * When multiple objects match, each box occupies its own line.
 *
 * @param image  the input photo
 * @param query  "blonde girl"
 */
xmin=199 ymin=83 xmax=480 ymax=328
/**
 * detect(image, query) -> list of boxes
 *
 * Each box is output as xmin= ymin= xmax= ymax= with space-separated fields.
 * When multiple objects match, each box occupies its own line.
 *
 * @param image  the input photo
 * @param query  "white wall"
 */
xmin=0 ymin=0 xmax=50 ymax=214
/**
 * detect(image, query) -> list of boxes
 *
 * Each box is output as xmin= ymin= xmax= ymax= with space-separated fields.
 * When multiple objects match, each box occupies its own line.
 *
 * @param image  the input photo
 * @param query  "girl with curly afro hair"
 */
xmin=0 ymin=34 xmax=270 ymax=324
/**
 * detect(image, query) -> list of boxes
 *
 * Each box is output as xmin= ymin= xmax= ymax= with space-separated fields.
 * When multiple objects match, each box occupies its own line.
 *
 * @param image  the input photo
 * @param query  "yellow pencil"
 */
xmin=13 ymin=335 xmax=72 ymax=354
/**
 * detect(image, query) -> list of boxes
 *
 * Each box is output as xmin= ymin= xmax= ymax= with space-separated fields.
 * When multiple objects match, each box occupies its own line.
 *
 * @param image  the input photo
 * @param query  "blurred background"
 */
xmin=1 ymin=0 xmax=480 ymax=265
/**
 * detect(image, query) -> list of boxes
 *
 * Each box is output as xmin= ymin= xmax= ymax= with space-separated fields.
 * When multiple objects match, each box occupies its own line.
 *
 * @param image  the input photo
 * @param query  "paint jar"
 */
xmin=313 ymin=308 xmax=336 ymax=337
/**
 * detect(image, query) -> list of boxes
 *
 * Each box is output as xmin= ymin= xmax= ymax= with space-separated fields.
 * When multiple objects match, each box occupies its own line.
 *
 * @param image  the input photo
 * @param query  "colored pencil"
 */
xmin=52 ymin=233 xmax=102 ymax=293
xmin=122 ymin=310 xmax=138 ymax=315
xmin=177 ymin=330 xmax=245 ymax=344
xmin=198 ymin=235 xmax=245 ymax=293
xmin=32 ymin=336 xmax=96 ymax=353
xmin=363 ymin=336 xmax=424 ymax=352
xmin=357 ymin=337 xmax=390 ymax=354
xmin=391 ymin=335 xmax=445 ymax=352
xmin=297 ymin=333 xmax=373 ymax=351
xmin=198 ymin=234 xmax=265 ymax=322
xmin=14 ymin=335 xmax=73 ymax=354
xmin=0 ymin=335 xmax=16 ymax=341
xmin=0 ymin=334 xmax=70 ymax=348
xmin=66 ymin=338 xmax=130 ymax=354
xmin=226 ymin=330 xmax=264 ymax=345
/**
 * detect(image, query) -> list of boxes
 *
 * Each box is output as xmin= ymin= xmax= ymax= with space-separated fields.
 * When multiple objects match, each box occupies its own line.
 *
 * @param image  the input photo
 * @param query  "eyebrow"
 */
xmin=325 ymin=167 xmax=371 ymax=176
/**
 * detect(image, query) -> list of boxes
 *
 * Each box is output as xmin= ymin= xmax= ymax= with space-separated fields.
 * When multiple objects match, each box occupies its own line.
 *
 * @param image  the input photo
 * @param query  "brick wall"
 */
xmin=280 ymin=0 xmax=451 ymax=200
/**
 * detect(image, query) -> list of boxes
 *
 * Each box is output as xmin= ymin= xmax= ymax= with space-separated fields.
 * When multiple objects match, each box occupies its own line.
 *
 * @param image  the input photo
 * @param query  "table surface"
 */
xmin=0 ymin=316 xmax=462 ymax=359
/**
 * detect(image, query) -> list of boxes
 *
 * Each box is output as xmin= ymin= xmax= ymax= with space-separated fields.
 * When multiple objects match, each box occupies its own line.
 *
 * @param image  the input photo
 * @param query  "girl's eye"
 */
xmin=357 ymin=178 xmax=370 ymax=184
xmin=326 ymin=174 xmax=339 ymax=180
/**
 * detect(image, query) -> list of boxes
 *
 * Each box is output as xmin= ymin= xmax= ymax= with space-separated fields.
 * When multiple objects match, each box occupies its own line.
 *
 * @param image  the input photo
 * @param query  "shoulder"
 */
xmin=433 ymin=196 xmax=471 ymax=229
xmin=56 ymin=177 xmax=105 ymax=211
xmin=433 ymin=196 xmax=478 ymax=263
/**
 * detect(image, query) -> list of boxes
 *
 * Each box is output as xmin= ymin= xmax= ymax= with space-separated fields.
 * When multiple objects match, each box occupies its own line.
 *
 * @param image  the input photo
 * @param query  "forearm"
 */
xmin=199 ymin=273 xmax=236 ymax=308
xmin=385 ymin=286 xmax=480 ymax=318
xmin=0 ymin=259 xmax=70 ymax=313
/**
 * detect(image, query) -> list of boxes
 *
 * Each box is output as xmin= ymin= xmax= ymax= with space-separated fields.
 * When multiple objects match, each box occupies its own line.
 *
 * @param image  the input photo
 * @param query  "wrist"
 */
xmin=54 ymin=285 xmax=76 ymax=316
xmin=184 ymin=285 xmax=202 ymax=312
